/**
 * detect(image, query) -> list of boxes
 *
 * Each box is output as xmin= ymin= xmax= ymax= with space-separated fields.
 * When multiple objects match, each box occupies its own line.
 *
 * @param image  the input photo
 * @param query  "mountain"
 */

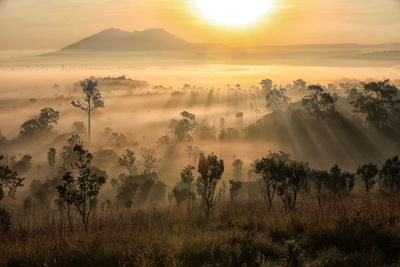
xmin=61 ymin=28 xmax=197 ymax=51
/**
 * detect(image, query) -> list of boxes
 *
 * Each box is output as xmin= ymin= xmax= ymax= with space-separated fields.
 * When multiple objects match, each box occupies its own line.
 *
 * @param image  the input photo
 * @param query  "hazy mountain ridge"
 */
xmin=54 ymin=28 xmax=400 ymax=54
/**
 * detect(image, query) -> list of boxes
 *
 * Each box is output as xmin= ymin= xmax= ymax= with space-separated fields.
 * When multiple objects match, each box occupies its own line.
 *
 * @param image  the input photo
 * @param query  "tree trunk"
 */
xmin=88 ymin=99 xmax=91 ymax=142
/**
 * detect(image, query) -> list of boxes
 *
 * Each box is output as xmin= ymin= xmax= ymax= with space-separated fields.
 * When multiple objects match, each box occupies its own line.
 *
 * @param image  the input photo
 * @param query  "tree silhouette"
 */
xmin=57 ymin=141 xmax=106 ymax=232
xmin=180 ymin=165 xmax=195 ymax=215
xmin=229 ymin=180 xmax=242 ymax=202
xmin=71 ymin=79 xmax=104 ymax=141
xmin=379 ymin=156 xmax=400 ymax=191
xmin=47 ymin=148 xmax=56 ymax=169
xmin=118 ymin=149 xmax=137 ymax=176
xmin=254 ymin=151 xmax=290 ymax=211
xmin=232 ymin=159 xmax=243 ymax=180
xmin=169 ymin=111 xmax=197 ymax=142
xmin=0 ymin=154 xmax=24 ymax=232
xmin=196 ymin=153 xmax=224 ymax=220
xmin=357 ymin=163 xmax=378 ymax=193
xmin=351 ymin=79 xmax=399 ymax=128
xmin=302 ymin=85 xmax=338 ymax=121
xmin=265 ymin=87 xmax=291 ymax=112
xmin=325 ymin=165 xmax=355 ymax=195
xmin=20 ymin=108 xmax=59 ymax=136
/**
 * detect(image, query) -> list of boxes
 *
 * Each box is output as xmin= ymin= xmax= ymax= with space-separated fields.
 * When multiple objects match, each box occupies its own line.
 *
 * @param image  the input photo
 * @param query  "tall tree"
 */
xmin=57 ymin=141 xmax=106 ymax=232
xmin=351 ymin=79 xmax=399 ymax=128
xmin=196 ymin=153 xmax=224 ymax=220
xmin=302 ymin=85 xmax=338 ymax=121
xmin=71 ymin=79 xmax=105 ymax=141
xmin=180 ymin=165 xmax=195 ymax=215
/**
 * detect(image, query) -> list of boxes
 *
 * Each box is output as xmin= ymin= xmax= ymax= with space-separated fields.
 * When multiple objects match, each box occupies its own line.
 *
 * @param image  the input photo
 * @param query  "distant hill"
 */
xmin=4 ymin=28 xmax=400 ymax=68
xmin=61 ymin=28 xmax=198 ymax=51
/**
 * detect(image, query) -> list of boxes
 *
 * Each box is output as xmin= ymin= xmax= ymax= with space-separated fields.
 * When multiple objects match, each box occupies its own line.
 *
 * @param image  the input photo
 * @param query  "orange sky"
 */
xmin=0 ymin=0 xmax=399 ymax=50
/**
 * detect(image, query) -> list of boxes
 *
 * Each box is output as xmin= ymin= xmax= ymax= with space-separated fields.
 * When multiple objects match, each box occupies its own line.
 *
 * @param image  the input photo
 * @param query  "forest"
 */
xmin=1 ymin=76 xmax=400 ymax=266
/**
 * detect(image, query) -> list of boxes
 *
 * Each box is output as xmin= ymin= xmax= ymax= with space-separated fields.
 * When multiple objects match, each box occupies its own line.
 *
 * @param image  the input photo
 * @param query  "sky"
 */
xmin=0 ymin=0 xmax=400 ymax=50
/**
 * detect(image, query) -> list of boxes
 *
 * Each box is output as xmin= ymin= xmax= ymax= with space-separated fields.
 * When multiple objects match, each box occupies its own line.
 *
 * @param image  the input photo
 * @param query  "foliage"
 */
xmin=265 ymin=87 xmax=291 ymax=112
xmin=356 ymin=163 xmax=378 ymax=193
xmin=379 ymin=156 xmax=400 ymax=191
xmin=284 ymin=239 xmax=304 ymax=267
xmin=169 ymin=111 xmax=197 ymax=142
xmin=118 ymin=149 xmax=137 ymax=176
xmin=180 ymin=165 xmax=195 ymax=213
xmin=302 ymin=85 xmax=338 ymax=120
xmin=12 ymin=155 xmax=32 ymax=175
xmin=57 ymin=142 xmax=106 ymax=232
xmin=71 ymin=79 xmax=105 ymax=138
xmin=196 ymin=153 xmax=224 ymax=220
xmin=351 ymin=79 xmax=399 ymax=128
xmin=0 ymin=154 xmax=24 ymax=201
xmin=325 ymin=165 xmax=355 ymax=195
xmin=19 ymin=107 xmax=59 ymax=136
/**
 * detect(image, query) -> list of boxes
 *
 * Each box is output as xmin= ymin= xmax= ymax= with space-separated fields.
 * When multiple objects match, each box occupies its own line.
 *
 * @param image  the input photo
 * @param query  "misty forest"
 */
xmin=1 ymin=74 xmax=400 ymax=266
xmin=2 ymin=0 xmax=400 ymax=265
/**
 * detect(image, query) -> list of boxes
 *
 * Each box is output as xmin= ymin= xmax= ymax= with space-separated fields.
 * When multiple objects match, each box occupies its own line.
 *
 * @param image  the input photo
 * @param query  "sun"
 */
xmin=194 ymin=0 xmax=274 ymax=26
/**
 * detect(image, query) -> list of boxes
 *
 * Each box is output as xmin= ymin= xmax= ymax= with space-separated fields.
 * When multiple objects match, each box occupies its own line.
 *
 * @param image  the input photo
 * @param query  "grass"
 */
xmin=1 ymin=193 xmax=400 ymax=266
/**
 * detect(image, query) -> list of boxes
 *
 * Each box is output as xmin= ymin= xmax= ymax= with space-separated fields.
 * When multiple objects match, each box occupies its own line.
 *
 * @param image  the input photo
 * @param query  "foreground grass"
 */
xmin=2 ymin=193 xmax=400 ymax=266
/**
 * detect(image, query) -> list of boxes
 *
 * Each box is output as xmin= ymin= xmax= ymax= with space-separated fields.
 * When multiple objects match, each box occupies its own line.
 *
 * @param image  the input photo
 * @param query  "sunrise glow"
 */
xmin=194 ymin=0 xmax=275 ymax=26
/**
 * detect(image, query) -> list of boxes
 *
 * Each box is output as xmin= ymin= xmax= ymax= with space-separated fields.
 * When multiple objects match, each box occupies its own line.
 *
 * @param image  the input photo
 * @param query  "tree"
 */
xmin=72 ymin=121 xmax=86 ymax=135
xmin=254 ymin=152 xmax=290 ymax=211
xmin=351 ymin=79 xmax=399 ymax=128
xmin=260 ymin=79 xmax=273 ymax=94
xmin=232 ymin=159 xmax=243 ymax=180
xmin=20 ymin=108 xmax=59 ymax=136
xmin=379 ymin=156 xmax=400 ymax=191
xmin=57 ymin=142 xmax=106 ymax=232
xmin=13 ymin=155 xmax=32 ymax=175
xmin=141 ymin=153 xmax=160 ymax=175
xmin=169 ymin=111 xmax=197 ymax=142
xmin=71 ymin=79 xmax=105 ymax=141
xmin=118 ymin=149 xmax=137 ymax=176
xmin=229 ymin=180 xmax=242 ymax=202
xmin=293 ymin=79 xmax=307 ymax=91
xmin=0 ymin=154 xmax=24 ymax=232
xmin=310 ymin=169 xmax=330 ymax=209
xmin=276 ymin=160 xmax=309 ymax=210
xmin=357 ymin=163 xmax=378 ymax=193
xmin=48 ymin=148 xmax=56 ymax=169
xmin=180 ymin=165 xmax=195 ymax=214
xmin=196 ymin=153 xmax=224 ymax=220
xmin=115 ymin=174 xmax=139 ymax=209
xmin=325 ymin=165 xmax=355 ymax=195
xmin=265 ymin=87 xmax=291 ymax=112
xmin=302 ymin=85 xmax=338 ymax=120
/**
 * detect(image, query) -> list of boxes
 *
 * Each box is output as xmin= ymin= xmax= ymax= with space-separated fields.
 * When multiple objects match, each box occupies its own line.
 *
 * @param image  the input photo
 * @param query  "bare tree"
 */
xmin=71 ymin=79 xmax=104 ymax=141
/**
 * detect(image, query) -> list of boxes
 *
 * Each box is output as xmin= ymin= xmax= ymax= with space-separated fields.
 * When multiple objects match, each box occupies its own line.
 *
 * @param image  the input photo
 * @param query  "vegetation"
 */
xmin=1 ymin=77 xmax=400 ymax=265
